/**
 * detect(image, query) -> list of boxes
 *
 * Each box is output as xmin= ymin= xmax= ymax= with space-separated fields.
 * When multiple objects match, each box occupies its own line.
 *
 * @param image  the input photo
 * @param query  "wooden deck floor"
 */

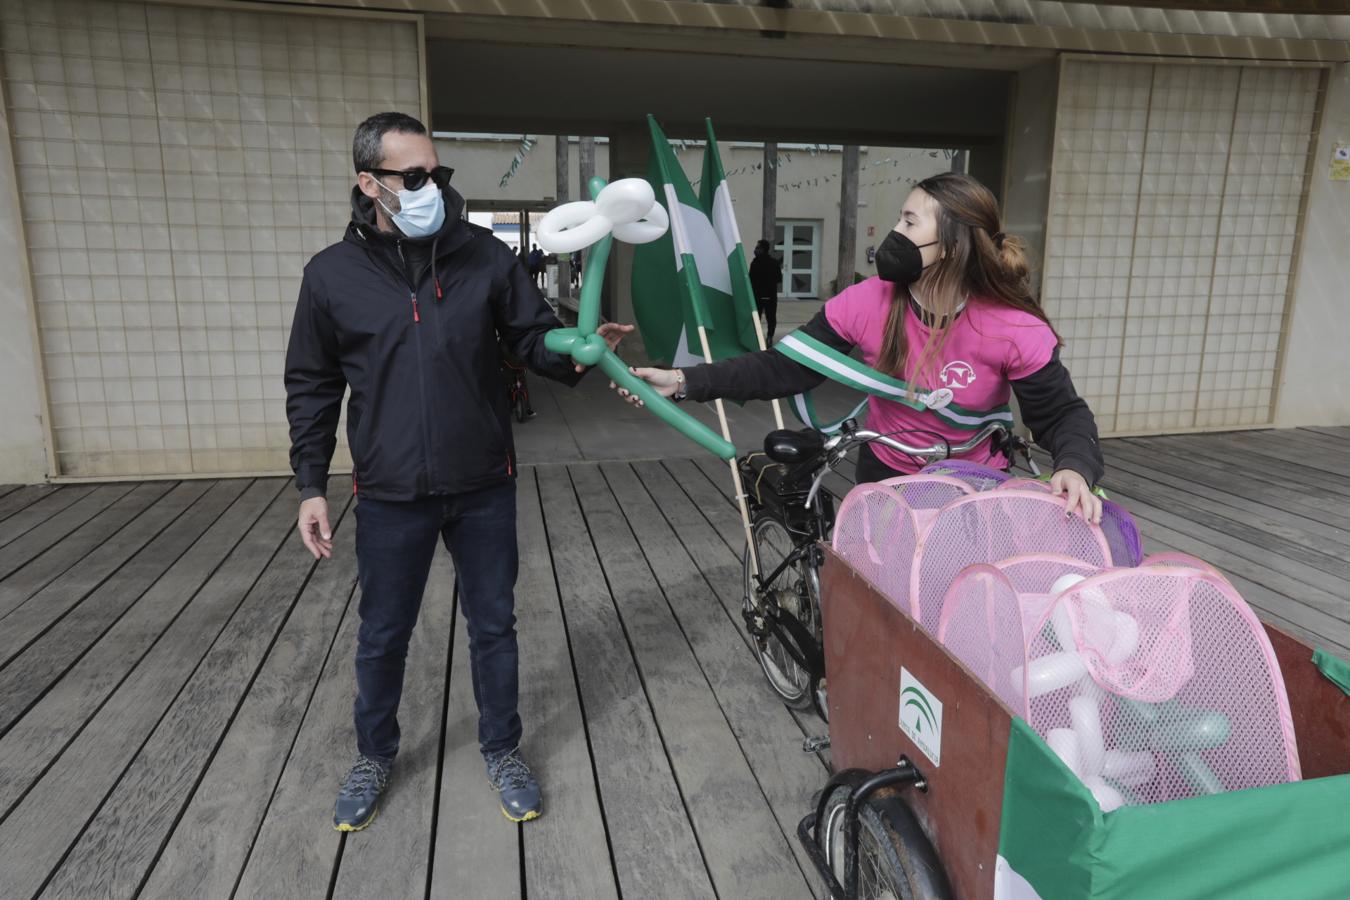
xmin=0 ymin=425 xmax=1346 ymax=899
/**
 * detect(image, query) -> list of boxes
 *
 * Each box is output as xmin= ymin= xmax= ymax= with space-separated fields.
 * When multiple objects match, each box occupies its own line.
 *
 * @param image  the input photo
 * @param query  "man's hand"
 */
xmin=574 ymin=322 xmax=635 ymax=373
xmin=298 ymin=496 xmax=333 ymax=559
xmin=1050 ymin=469 xmax=1102 ymax=525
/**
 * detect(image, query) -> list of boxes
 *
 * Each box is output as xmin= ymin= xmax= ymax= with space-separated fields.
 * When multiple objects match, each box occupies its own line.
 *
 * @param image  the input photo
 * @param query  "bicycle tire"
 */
xmin=743 ymin=516 xmax=821 ymax=711
xmin=513 ymin=390 xmax=528 ymax=424
xmin=818 ymin=782 xmax=952 ymax=900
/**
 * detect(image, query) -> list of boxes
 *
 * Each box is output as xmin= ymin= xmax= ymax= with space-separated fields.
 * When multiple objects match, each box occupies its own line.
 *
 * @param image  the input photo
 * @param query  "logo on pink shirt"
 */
xmin=939 ymin=360 xmax=977 ymax=390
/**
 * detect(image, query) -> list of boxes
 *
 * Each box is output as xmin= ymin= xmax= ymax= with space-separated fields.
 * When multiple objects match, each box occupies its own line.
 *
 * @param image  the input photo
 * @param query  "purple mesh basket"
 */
xmin=918 ymin=459 xmax=1010 ymax=493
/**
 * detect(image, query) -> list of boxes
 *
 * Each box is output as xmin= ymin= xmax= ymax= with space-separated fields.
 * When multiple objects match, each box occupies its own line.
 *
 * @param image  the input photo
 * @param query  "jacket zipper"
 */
xmin=398 ymin=240 xmax=435 ymax=491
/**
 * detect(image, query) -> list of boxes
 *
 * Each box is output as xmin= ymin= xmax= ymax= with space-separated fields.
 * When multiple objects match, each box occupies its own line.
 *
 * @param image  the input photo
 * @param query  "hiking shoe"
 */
xmin=334 ymin=755 xmax=392 ymax=832
xmin=485 ymin=747 xmax=542 ymax=822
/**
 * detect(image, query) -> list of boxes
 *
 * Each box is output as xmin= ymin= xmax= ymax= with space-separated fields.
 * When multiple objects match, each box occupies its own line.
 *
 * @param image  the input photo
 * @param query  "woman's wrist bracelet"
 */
xmin=672 ymin=368 xmax=687 ymax=401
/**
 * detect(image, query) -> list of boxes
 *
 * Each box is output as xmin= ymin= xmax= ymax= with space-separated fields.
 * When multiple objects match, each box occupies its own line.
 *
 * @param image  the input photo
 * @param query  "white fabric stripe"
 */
xmin=778 ymin=335 xmax=915 ymax=399
xmin=779 ymin=334 xmax=1014 ymax=427
xmin=663 ymin=183 xmax=692 ymax=263
xmin=712 ymin=181 xmax=740 ymax=258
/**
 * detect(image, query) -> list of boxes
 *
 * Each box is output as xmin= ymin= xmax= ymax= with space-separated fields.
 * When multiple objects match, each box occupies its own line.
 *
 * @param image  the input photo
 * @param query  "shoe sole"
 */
xmin=500 ymin=805 xmax=541 ymax=823
xmin=334 ymin=803 xmax=380 ymax=833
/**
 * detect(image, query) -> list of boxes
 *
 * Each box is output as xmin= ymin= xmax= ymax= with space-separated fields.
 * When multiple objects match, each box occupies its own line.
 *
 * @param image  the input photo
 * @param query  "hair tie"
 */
xmin=992 ymin=231 xmax=1006 ymax=249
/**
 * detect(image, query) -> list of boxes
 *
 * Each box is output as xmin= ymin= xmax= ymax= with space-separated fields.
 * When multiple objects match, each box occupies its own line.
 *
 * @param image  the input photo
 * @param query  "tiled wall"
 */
xmin=1 ymin=0 xmax=421 ymax=476
xmin=1043 ymin=60 xmax=1319 ymax=434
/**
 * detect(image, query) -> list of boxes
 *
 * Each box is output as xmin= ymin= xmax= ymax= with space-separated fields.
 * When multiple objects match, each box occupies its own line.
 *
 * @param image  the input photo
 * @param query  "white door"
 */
xmin=774 ymin=220 xmax=821 ymax=299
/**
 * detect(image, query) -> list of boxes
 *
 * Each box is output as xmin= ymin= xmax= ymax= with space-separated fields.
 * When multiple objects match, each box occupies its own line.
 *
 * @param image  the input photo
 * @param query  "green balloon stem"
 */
xmin=1149 ymin=708 xmax=1231 ymax=753
xmin=542 ymin=175 xmax=736 ymax=460
xmin=598 ymin=354 xmax=735 ymax=459
xmin=1178 ymin=752 xmax=1225 ymax=796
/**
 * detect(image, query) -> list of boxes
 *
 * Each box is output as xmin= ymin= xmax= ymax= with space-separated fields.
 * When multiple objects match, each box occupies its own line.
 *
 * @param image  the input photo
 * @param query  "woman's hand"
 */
xmin=1050 ymin=469 xmax=1102 ymax=524
xmin=575 ymin=322 xmax=636 ymax=373
xmin=611 ymin=367 xmax=681 ymax=406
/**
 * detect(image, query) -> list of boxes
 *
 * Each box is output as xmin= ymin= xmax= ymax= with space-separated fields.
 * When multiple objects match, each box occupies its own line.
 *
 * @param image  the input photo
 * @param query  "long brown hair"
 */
xmin=874 ymin=172 xmax=1059 ymax=388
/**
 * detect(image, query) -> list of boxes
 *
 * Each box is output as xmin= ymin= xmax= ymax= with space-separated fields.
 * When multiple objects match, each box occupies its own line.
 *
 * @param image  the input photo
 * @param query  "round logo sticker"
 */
xmin=925 ymin=388 xmax=954 ymax=410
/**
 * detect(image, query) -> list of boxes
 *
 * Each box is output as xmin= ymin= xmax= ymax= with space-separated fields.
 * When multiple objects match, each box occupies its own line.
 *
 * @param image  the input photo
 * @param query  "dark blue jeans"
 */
xmin=352 ymin=481 xmax=520 ymax=762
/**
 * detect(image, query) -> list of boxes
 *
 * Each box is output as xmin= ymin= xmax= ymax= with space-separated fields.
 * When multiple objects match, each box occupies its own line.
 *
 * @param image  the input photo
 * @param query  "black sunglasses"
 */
xmin=364 ymin=166 xmax=454 ymax=192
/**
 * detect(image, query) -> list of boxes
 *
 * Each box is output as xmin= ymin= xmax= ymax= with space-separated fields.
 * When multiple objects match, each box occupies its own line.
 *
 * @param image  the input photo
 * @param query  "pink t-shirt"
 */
xmin=824 ymin=277 xmax=1058 ymax=473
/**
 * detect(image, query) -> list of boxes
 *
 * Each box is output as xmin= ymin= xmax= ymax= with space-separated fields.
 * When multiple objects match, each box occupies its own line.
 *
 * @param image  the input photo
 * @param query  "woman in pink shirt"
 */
xmin=619 ymin=172 xmax=1104 ymax=523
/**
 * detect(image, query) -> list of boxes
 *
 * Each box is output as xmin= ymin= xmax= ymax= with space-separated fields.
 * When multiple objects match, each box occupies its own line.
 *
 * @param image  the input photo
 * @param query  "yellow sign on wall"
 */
xmin=1333 ymin=143 xmax=1350 ymax=182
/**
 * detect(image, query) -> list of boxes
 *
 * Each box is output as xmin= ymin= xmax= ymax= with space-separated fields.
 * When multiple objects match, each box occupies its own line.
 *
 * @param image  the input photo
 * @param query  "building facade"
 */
xmin=0 ymin=0 xmax=1346 ymax=482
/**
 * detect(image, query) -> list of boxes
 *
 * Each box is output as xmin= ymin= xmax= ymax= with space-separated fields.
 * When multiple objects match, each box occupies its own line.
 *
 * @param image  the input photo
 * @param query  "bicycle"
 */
xmin=738 ymin=418 xmax=1037 ymax=720
xmin=502 ymin=357 xmax=534 ymax=424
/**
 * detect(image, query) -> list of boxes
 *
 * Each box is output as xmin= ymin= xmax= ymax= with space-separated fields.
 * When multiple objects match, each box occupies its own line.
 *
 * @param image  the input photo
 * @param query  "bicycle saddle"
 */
xmin=764 ymin=428 xmax=825 ymax=465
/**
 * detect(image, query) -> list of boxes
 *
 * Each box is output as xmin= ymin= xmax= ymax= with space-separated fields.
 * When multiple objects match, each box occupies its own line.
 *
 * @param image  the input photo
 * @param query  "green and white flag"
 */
xmin=632 ymin=116 xmax=760 ymax=368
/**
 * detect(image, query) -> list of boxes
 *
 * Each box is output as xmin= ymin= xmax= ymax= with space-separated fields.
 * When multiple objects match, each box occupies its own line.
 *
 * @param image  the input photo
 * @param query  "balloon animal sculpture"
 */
xmin=537 ymin=177 xmax=736 ymax=460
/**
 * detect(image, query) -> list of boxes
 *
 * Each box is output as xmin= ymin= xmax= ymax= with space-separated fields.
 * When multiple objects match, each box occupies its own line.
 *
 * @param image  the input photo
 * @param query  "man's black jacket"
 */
xmin=284 ymin=185 xmax=582 ymax=501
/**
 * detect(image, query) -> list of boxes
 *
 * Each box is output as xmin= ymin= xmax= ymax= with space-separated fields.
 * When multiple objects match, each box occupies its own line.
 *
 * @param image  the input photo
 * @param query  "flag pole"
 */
xmin=748 ymin=309 xmax=785 ymax=430
xmin=692 ymin=325 xmax=761 ymax=580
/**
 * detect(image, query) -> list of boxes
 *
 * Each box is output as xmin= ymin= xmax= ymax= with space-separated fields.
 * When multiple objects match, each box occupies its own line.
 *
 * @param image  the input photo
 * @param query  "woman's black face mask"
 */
xmin=875 ymin=230 xmax=939 ymax=286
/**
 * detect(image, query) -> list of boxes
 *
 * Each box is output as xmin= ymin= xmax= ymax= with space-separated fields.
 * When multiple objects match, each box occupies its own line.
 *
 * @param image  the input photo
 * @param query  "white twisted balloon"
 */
xmin=536 ymin=178 xmax=669 ymax=254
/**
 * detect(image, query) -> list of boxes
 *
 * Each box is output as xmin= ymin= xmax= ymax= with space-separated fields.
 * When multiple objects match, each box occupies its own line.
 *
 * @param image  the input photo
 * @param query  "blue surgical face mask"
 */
xmin=375 ymin=178 xmax=445 ymax=238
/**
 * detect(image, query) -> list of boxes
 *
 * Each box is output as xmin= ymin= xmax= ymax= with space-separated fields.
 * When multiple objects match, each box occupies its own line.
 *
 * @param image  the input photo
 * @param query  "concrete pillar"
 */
xmin=761 ymin=141 xmax=777 ymax=248
xmin=836 ymin=144 xmax=860 ymax=296
xmin=968 ymin=141 xmax=1007 ymax=204
xmin=555 ymin=135 xmax=570 ymax=299
xmin=603 ymin=124 xmax=650 ymax=362
xmin=579 ymin=136 xmax=596 ymax=283
xmin=1276 ymin=61 xmax=1350 ymax=426
xmin=1002 ymin=59 xmax=1061 ymax=297
xmin=0 ymin=93 xmax=51 ymax=482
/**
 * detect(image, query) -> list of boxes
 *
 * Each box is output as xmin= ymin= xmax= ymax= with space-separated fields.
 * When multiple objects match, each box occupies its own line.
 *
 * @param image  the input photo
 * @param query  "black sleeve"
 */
xmin=495 ymin=253 xmax=585 ymax=387
xmin=284 ymin=269 xmax=347 ymax=500
xmin=683 ymin=309 xmax=851 ymax=403
xmin=1011 ymin=348 xmax=1105 ymax=486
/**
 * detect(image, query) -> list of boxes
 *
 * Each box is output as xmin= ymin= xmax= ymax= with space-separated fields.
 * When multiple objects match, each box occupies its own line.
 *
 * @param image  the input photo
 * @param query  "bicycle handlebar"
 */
xmin=802 ymin=420 xmax=1021 ymax=510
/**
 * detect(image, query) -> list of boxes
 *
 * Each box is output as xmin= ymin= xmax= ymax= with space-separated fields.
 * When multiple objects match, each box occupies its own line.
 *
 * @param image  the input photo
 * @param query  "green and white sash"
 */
xmin=775 ymin=330 xmax=1015 ymax=435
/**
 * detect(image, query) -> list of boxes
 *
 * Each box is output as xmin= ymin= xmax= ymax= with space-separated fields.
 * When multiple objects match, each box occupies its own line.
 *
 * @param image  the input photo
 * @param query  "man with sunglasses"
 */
xmin=284 ymin=111 xmax=631 ymax=832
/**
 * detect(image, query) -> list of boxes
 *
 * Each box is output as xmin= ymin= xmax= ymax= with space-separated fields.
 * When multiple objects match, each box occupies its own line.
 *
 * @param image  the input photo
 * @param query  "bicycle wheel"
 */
xmin=512 ymin=388 xmax=528 ymax=423
xmin=743 ymin=516 xmax=821 ymax=710
xmin=818 ymin=783 xmax=951 ymax=900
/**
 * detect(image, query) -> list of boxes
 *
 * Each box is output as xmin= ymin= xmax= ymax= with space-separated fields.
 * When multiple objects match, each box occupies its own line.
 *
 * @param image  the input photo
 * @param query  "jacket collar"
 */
xmin=344 ymin=183 xmax=473 ymax=258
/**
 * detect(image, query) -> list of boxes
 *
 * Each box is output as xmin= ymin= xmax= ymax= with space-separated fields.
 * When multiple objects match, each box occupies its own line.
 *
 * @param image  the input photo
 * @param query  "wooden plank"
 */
xmin=609 ymin=461 xmax=827 ymax=899
xmin=1120 ymin=435 xmax=1350 ymax=505
xmin=331 ymin=544 xmax=453 ymax=899
xmin=1108 ymin=438 xmax=1350 ymax=532
xmin=0 ymin=479 xmax=291 ymax=848
xmin=574 ymin=463 xmax=813 ymax=899
xmin=0 ymin=484 xmax=60 ymax=524
xmin=1302 ymin=426 xmax=1350 ymax=441
xmin=230 ymin=516 xmax=364 ymax=900
xmin=1094 ymin=463 xmax=1350 ymax=586
xmin=512 ymin=468 xmax=617 ymax=900
xmin=1194 ymin=431 xmax=1350 ymax=488
xmin=1251 ymin=426 xmax=1349 ymax=457
xmin=1097 ymin=487 xmax=1350 ymax=638
xmin=646 ymin=459 xmax=830 ymax=769
xmin=0 ymin=485 xmax=20 ymax=499
xmin=132 ymin=497 xmax=359 ymax=899
xmin=39 ymin=487 xmax=358 ymax=900
xmin=430 ymin=576 xmax=521 ymax=900
xmin=0 ymin=479 xmax=260 ymax=736
xmin=0 ymin=484 xmax=132 ymax=574
xmin=0 ymin=480 xmax=180 ymax=621
xmin=536 ymin=467 xmax=715 ymax=899
xmin=0 ymin=482 xmax=207 ymax=665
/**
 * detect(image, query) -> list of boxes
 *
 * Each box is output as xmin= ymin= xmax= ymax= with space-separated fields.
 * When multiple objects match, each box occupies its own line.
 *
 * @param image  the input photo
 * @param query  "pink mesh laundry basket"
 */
xmin=1020 ymin=567 xmax=1300 ymax=810
xmin=830 ymin=483 xmax=922 ymax=609
xmin=911 ymin=491 xmax=1113 ymax=634
xmin=937 ymin=564 xmax=1029 ymax=711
